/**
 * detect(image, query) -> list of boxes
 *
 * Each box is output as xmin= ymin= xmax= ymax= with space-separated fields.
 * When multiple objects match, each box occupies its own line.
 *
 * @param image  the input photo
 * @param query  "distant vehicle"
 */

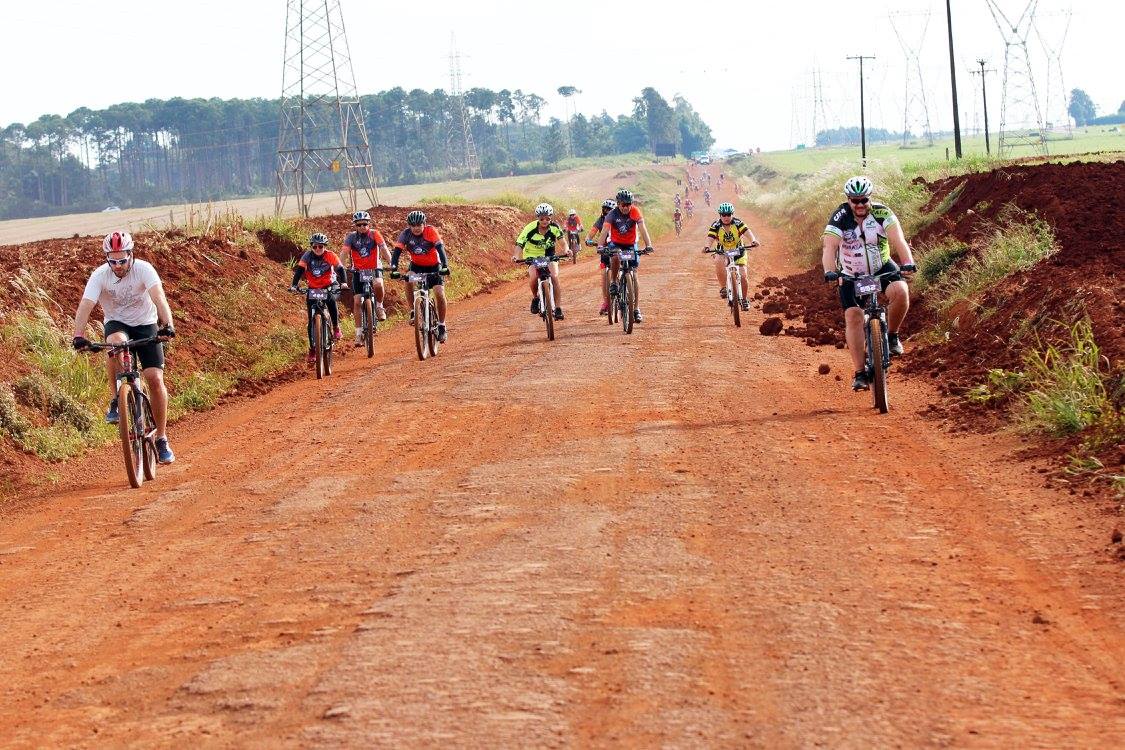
xmin=697 ymin=155 xmax=712 ymax=165
xmin=102 ymin=206 xmax=122 ymax=212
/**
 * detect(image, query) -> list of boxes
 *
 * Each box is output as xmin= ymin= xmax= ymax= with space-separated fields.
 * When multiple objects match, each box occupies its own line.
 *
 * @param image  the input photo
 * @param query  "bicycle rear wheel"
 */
xmin=541 ymin=279 xmax=555 ymax=341
xmin=414 ymin=295 xmax=428 ymax=360
xmin=117 ymin=382 xmax=143 ymax=488
xmin=313 ymin=312 xmax=325 ymax=379
xmin=623 ymin=271 xmax=636 ymax=335
xmin=363 ymin=297 xmax=375 ymax=358
xmin=142 ymin=394 xmax=157 ymax=481
xmin=870 ymin=317 xmax=890 ymax=414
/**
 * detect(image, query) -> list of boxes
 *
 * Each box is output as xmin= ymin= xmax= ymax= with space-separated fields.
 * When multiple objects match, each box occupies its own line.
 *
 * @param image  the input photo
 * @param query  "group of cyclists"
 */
xmin=69 ymin=167 xmax=917 ymax=470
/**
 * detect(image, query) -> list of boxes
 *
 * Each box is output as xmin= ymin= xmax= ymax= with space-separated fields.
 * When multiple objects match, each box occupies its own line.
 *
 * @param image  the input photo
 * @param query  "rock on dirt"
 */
xmin=1112 ymin=528 xmax=1123 ymax=545
xmin=818 ymin=364 xmax=831 ymax=375
xmin=759 ymin=317 xmax=784 ymax=336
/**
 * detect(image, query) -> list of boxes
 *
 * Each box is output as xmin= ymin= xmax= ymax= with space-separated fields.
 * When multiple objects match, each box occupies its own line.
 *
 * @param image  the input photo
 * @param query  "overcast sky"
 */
xmin=3 ymin=0 xmax=1120 ymax=151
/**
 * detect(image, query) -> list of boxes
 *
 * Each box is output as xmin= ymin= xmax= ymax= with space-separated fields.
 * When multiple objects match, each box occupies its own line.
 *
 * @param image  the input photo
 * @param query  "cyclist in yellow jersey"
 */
xmin=702 ymin=202 xmax=759 ymax=310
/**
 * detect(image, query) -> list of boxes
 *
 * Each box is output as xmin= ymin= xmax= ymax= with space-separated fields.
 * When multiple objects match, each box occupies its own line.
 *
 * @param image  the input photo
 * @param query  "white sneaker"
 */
xmin=376 ymin=304 xmax=387 ymax=321
xmin=354 ymin=333 xmax=364 ymax=347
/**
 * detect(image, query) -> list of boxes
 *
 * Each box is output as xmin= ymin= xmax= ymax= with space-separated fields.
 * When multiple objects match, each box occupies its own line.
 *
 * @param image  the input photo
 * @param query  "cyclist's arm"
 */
xmin=147 ymin=282 xmax=174 ymax=328
xmin=390 ymin=247 xmax=403 ymax=270
xmin=637 ymin=218 xmax=654 ymax=249
xmin=436 ymin=243 xmax=448 ymax=268
xmin=339 ymin=244 xmax=352 ymax=269
xmin=334 ymin=263 xmax=348 ymax=285
xmin=72 ymin=298 xmax=97 ymax=338
xmin=291 ymin=265 xmax=305 ymax=287
xmin=378 ymin=241 xmax=392 ymax=266
xmin=887 ymin=222 xmax=915 ymax=266
xmin=598 ymin=224 xmax=610 ymax=247
xmin=821 ymin=233 xmax=842 ymax=273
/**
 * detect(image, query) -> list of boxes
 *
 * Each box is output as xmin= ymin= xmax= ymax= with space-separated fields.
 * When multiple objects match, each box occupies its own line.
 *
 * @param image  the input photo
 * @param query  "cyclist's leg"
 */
xmin=840 ymin=283 xmax=866 ymax=372
xmin=549 ymin=262 xmax=562 ymax=307
xmin=305 ymin=298 xmax=316 ymax=349
xmin=737 ymin=257 xmax=750 ymax=299
xmin=885 ymin=279 xmax=910 ymax=333
xmin=102 ymin=323 xmax=131 ymax=394
xmin=527 ymin=264 xmax=538 ymax=296
xmin=142 ymin=367 xmax=169 ymax=438
xmin=714 ymin=255 xmax=727 ymax=288
xmin=433 ymin=279 xmax=448 ymax=323
xmin=327 ymin=295 xmax=340 ymax=333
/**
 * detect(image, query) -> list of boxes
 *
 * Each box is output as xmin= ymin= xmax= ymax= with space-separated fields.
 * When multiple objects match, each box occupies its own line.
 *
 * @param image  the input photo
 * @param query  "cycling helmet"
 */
xmin=843 ymin=176 xmax=874 ymax=198
xmin=352 ymin=210 xmax=370 ymax=223
xmin=535 ymin=203 xmax=554 ymax=218
xmin=406 ymin=210 xmax=426 ymax=226
xmin=309 ymin=232 xmax=329 ymax=246
xmin=718 ymin=202 xmax=734 ymax=215
xmin=601 ymin=199 xmax=616 ymax=211
xmin=567 ymin=208 xmax=578 ymax=216
xmin=615 ymin=188 xmax=634 ymax=204
xmin=102 ymin=231 xmax=133 ymax=254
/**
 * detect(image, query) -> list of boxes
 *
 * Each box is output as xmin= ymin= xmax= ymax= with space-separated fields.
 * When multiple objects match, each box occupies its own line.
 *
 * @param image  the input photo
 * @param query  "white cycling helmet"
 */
xmin=843 ymin=176 xmax=874 ymax=198
xmin=567 ymin=208 xmax=578 ymax=216
xmin=103 ymin=231 xmax=134 ymax=254
xmin=535 ymin=203 xmax=554 ymax=218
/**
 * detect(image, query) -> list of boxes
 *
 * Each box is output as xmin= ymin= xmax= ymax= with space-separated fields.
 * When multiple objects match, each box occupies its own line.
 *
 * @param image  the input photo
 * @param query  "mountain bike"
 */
xmin=517 ymin=254 xmax=566 ymax=341
xmin=705 ymin=242 xmax=759 ymax=328
xmin=606 ymin=244 xmax=653 ymax=335
xmin=830 ymin=268 xmax=902 ymax=414
xmin=84 ymin=336 xmax=167 ymax=489
xmin=567 ymin=231 xmax=581 ymax=264
xmin=290 ymin=284 xmax=340 ymax=379
xmin=352 ymin=268 xmax=379 ymax=358
xmin=395 ymin=268 xmax=449 ymax=360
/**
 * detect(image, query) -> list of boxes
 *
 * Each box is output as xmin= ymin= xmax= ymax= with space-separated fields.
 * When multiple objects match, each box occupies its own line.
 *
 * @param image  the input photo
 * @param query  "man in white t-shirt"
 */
xmin=72 ymin=231 xmax=177 ymax=464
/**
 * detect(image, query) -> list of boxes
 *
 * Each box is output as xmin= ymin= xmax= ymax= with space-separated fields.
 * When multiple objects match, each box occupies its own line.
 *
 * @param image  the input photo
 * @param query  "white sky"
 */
xmin=3 ymin=0 xmax=1120 ymax=152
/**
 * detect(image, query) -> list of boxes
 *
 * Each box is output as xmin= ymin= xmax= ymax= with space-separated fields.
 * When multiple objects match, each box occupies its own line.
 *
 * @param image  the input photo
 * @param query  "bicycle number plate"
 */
xmin=357 ymin=270 xmax=374 ymax=282
xmin=307 ymin=288 xmax=328 ymax=301
xmin=726 ymin=251 xmax=740 ymax=260
xmin=532 ymin=257 xmax=551 ymax=268
xmin=854 ymin=276 xmax=879 ymax=296
xmin=406 ymin=273 xmax=426 ymax=283
xmin=618 ymin=250 xmax=636 ymax=261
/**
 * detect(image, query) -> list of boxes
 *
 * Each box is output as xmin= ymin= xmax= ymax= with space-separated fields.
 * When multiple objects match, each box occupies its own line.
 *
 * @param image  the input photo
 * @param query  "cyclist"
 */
xmin=703 ymin=202 xmax=759 ymax=311
xmin=71 ymin=231 xmax=177 ymax=464
xmin=390 ymin=210 xmax=450 ymax=344
xmin=673 ymin=206 xmax=684 ymax=234
xmin=513 ymin=203 xmax=568 ymax=320
xmin=564 ymin=208 xmax=583 ymax=255
xmin=585 ymin=198 xmax=616 ymax=315
xmin=342 ymin=210 xmax=391 ymax=347
xmin=673 ymin=193 xmax=682 ymax=210
xmin=685 ymin=197 xmax=695 ymax=219
xmin=703 ymin=189 xmax=712 ymax=207
xmin=597 ymin=188 xmax=655 ymax=324
xmin=822 ymin=176 xmax=917 ymax=391
xmin=289 ymin=232 xmax=348 ymax=365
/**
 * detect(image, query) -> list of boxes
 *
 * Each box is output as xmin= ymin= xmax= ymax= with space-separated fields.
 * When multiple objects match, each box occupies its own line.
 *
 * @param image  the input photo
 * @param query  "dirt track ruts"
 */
xmin=1 ymin=191 xmax=1123 ymax=747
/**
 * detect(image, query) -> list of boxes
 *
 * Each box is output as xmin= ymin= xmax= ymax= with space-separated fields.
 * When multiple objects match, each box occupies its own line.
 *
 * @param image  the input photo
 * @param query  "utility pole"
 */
xmin=847 ymin=55 xmax=875 ymax=164
xmin=971 ymin=59 xmax=996 ymax=155
xmin=945 ymin=0 xmax=963 ymax=158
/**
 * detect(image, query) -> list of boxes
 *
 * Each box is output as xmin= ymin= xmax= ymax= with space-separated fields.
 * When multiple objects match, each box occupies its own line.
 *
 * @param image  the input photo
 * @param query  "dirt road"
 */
xmin=1 ymin=191 xmax=1122 ymax=747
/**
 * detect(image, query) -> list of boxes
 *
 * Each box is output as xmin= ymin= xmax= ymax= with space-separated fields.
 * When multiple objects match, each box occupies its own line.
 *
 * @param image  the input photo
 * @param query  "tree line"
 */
xmin=0 ymin=87 xmax=713 ymax=220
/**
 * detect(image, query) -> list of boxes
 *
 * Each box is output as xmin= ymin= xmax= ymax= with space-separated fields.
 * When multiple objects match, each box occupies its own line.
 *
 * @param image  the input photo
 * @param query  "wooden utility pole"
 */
xmin=970 ymin=59 xmax=997 ymax=155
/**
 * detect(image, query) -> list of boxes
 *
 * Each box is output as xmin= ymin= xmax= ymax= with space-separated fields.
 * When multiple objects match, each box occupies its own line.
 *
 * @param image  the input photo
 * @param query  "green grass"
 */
xmin=913 ymin=239 xmax=970 ymax=294
xmin=242 ymin=214 xmax=306 ymax=248
xmin=168 ymin=371 xmax=235 ymax=418
xmin=418 ymin=195 xmax=471 ymax=205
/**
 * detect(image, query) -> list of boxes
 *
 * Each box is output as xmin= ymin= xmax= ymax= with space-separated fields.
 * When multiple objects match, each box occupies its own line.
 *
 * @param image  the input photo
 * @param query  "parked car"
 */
xmin=102 ymin=206 xmax=121 ymax=212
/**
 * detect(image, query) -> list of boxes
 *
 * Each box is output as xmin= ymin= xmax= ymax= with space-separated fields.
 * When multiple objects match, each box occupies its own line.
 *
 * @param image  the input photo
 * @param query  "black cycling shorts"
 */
xmin=103 ymin=321 xmax=165 ymax=370
xmin=839 ymin=261 xmax=903 ymax=310
xmin=408 ymin=262 xmax=444 ymax=287
xmin=350 ymin=268 xmax=383 ymax=296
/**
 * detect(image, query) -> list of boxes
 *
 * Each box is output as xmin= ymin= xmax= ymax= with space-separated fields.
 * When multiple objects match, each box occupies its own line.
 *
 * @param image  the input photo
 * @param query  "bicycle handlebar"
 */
xmin=84 ymin=335 xmax=168 ymax=353
xmin=515 ymin=255 xmax=569 ymax=265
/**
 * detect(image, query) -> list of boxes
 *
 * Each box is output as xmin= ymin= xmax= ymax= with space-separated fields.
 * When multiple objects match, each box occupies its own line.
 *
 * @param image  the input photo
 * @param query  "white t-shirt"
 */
xmin=81 ymin=259 xmax=162 ymax=326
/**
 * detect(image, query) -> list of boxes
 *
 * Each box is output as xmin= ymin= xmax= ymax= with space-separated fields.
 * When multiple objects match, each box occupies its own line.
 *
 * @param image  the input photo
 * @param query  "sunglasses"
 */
xmin=618 ymin=201 xmax=632 ymax=207
xmin=312 ymin=243 xmax=327 ymax=249
xmin=105 ymin=256 xmax=130 ymax=267
xmin=849 ymin=197 xmax=870 ymax=205
xmin=354 ymin=221 xmax=369 ymax=226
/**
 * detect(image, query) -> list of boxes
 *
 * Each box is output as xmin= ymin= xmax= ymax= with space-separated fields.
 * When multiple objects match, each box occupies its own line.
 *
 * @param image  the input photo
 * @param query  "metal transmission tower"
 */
xmin=275 ymin=0 xmax=378 ymax=218
xmin=985 ymin=0 xmax=1047 ymax=156
xmin=890 ymin=12 xmax=935 ymax=147
xmin=448 ymin=35 xmax=482 ymax=180
xmin=811 ymin=69 xmax=830 ymax=146
xmin=1033 ymin=7 xmax=1073 ymax=136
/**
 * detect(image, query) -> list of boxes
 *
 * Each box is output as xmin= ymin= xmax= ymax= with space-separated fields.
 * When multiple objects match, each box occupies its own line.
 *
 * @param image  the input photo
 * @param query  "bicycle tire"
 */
xmin=427 ymin=300 xmax=441 ymax=357
xmin=323 ymin=313 xmax=333 ymax=376
xmin=731 ymin=270 xmax=742 ymax=328
xmin=414 ymin=295 xmax=427 ymax=360
xmin=313 ymin=311 xmax=325 ymax=379
xmin=608 ymin=278 xmax=618 ymax=326
xmin=142 ymin=394 xmax=157 ymax=481
xmin=870 ymin=317 xmax=890 ymax=414
xmin=363 ymin=297 xmax=375 ymax=358
xmin=118 ymin=383 xmax=142 ymax=488
xmin=542 ymin=279 xmax=555 ymax=341
xmin=623 ymin=271 xmax=636 ymax=334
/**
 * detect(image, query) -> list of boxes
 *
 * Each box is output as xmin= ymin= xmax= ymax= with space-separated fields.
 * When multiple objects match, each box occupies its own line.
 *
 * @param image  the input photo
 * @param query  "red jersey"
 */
xmin=343 ymin=229 xmax=385 ymax=271
xmin=565 ymin=216 xmax=581 ymax=232
xmin=605 ymin=205 xmax=644 ymax=246
xmin=394 ymin=226 xmax=443 ymax=266
xmin=298 ymin=250 xmax=342 ymax=289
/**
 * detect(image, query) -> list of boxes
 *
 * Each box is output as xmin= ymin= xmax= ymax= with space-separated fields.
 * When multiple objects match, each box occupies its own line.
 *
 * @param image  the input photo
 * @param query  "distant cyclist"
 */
xmin=673 ymin=193 xmax=682 ymax=210
xmin=703 ymin=202 xmax=759 ymax=311
xmin=673 ymin=207 xmax=684 ymax=234
xmin=703 ymin=189 xmax=712 ymax=207
xmin=390 ymin=210 xmax=450 ymax=343
xmin=564 ymin=208 xmax=583 ymax=255
xmin=597 ymin=188 xmax=655 ymax=324
xmin=290 ymin=232 xmax=348 ymax=364
xmin=72 ymin=231 xmax=177 ymax=464
xmin=821 ymin=176 xmax=917 ymax=391
xmin=342 ymin=210 xmax=391 ymax=347
xmin=514 ymin=203 xmax=568 ymax=320
xmin=685 ymin=198 xmax=695 ymax=219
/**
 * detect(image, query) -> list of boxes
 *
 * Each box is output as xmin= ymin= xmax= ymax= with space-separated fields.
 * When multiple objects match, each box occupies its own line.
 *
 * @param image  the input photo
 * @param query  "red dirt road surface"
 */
xmin=1 ymin=191 xmax=1123 ymax=746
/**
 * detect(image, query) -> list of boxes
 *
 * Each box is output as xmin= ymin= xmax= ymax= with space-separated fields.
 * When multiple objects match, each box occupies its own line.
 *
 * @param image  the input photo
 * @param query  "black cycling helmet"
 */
xmin=309 ymin=232 xmax=329 ymax=246
xmin=406 ymin=210 xmax=426 ymax=226
xmin=615 ymin=188 xmax=634 ymax=204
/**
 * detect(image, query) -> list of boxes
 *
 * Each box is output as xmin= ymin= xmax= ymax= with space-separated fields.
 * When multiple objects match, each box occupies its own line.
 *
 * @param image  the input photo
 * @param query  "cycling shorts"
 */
xmin=103 ymin=321 xmax=164 ymax=370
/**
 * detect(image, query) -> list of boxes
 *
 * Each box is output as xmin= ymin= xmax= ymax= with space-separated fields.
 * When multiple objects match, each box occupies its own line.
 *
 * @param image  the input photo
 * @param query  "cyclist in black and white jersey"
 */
xmin=821 ymin=176 xmax=917 ymax=391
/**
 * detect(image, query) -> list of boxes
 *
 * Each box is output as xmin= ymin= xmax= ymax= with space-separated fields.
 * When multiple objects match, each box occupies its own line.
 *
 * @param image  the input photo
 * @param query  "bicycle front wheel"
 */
xmin=730 ymin=270 xmax=741 ymax=328
xmin=117 ymin=383 xmax=143 ymax=488
xmin=363 ymin=297 xmax=375 ymax=358
xmin=141 ymin=394 xmax=157 ymax=481
xmin=870 ymin=317 xmax=890 ymax=414
xmin=322 ymin=313 xmax=333 ymax=376
xmin=623 ymin=271 xmax=637 ymax=334
xmin=541 ymin=279 xmax=555 ymax=341
xmin=414 ymin=295 xmax=428 ymax=360
xmin=427 ymin=300 xmax=441 ymax=357
xmin=313 ymin=311 xmax=325 ymax=379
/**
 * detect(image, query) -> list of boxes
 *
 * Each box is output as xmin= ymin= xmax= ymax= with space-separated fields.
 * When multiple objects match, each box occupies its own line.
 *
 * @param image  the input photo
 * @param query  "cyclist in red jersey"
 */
xmin=289 ymin=232 xmax=348 ymax=364
xmin=597 ymin=188 xmax=655 ymax=324
xmin=342 ymin=210 xmax=391 ymax=346
xmin=564 ymin=209 xmax=583 ymax=256
xmin=390 ymin=210 xmax=450 ymax=343
xmin=584 ymin=199 xmax=616 ymax=314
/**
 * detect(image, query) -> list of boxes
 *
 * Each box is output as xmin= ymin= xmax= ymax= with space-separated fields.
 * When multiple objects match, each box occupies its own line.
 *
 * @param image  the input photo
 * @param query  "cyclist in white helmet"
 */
xmin=513 ymin=203 xmax=568 ymax=319
xmin=822 ymin=176 xmax=917 ymax=391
